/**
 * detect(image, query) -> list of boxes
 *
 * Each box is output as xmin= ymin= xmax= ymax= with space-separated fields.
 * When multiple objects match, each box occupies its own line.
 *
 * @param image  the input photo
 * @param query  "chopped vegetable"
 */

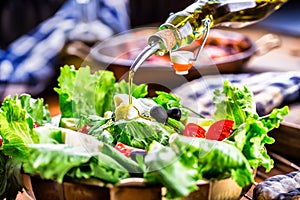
xmin=152 ymin=91 xmax=181 ymax=110
xmin=115 ymin=142 xmax=139 ymax=157
xmin=90 ymin=118 xmax=176 ymax=150
xmin=98 ymin=142 xmax=143 ymax=174
xmin=114 ymin=142 xmax=148 ymax=161
xmin=206 ymin=119 xmax=234 ymax=141
xmin=183 ymin=123 xmax=206 ymax=138
xmin=129 ymin=149 xmax=148 ymax=162
xmin=213 ymin=80 xmax=288 ymax=171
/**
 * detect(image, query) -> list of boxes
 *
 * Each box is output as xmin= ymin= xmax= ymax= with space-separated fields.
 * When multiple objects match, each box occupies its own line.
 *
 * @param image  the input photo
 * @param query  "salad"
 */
xmin=0 ymin=65 xmax=288 ymax=199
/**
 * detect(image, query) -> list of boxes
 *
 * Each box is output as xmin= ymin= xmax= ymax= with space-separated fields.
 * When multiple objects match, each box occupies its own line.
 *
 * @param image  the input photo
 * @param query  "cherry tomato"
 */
xmin=206 ymin=119 xmax=234 ymax=141
xmin=183 ymin=123 xmax=206 ymax=138
xmin=0 ymin=136 xmax=2 ymax=147
xmin=115 ymin=142 xmax=147 ymax=157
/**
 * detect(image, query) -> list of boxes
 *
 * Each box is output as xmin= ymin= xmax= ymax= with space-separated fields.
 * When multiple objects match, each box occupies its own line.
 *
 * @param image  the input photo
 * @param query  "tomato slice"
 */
xmin=78 ymin=124 xmax=90 ymax=134
xmin=115 ymin=142 xmax=147 ymax=157
xmin=183 ymin=123 xmax=206 ymax=138
xmin=206 ymin=119 xmax=234 ymax=141
xmin=33 ymin=122 xmax=39 ymax=128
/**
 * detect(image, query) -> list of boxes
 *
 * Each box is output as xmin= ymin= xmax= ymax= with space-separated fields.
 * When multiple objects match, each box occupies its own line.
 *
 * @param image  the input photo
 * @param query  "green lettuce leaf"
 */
xmin=144 ymin=134 xmax=254 ymax=199
xmin=213 ymin=80 xmax=257 ymax=128
xmin=34 ymin=125 xmax=64 ymax=144
xmin=153 ymin=91 xmax=190 ymax=122
xmin=114 ymin=80 xmax=148 ymax=98
xmin=19 ymin=94 xmax=51 ymax=126
xmin=144 ymin=142 xmax=198 ymax=199
xmin=152 ymin=91 xmax=182 ymax=110
xmin=213 ymin=80 xmax=289 ymax=171
xmin=54 ymin=65 xmax=116 ymax=118
xmin=170 ymin=135 xmax=254 ymax=186
xmin=0 ymin=95 xmax=39 ymax=160
xmin=22 ymin=144 xmax=129 ymax=184
xmin=228 ymin=106 xmax=289 ymax=171
xmin=89 ymin=118 xmax=176 ymax=150
xmin=0 ymin=94 xmax=50 ymax=200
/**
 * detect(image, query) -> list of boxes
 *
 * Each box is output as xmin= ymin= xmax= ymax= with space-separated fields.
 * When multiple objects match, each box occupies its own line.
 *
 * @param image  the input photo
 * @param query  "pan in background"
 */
xmin=66 ymin=27 xmax=280 ymax=93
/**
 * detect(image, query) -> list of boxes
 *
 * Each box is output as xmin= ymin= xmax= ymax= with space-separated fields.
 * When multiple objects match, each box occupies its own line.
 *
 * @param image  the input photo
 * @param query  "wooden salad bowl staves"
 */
xmin=23 ymin=175 xmax=162 ymax=200
xmin=22 ymin=173 xmax=253 ymax=200
xmin=267 ymin=121 xmax=300 ymax=166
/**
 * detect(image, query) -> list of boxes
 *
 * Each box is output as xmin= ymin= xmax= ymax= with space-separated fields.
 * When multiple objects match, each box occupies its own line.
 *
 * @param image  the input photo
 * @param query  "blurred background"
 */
xmin=0 ymin=0 xmax=299 ymax=103
xmin=1 ymin=0 xmax=299 ymax=48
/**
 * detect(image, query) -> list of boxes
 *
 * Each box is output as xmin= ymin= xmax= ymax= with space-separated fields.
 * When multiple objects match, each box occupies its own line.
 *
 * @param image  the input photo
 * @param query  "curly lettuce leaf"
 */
xmin=144 ymin=142 xmax=198 ymax=199
xmin=145 ymin=134 xmax=254 ymax=199
xmin=0 ymin=95 xmax=39 ymax=160
xmin=19 ymin=94 xmax=51 ymax=126
xmin=228 ymin=106 xmax=289 ymax=171
xmin=170 ymin=135 xmax=254 ymax=186
xmin=213 ymin=80 xmax=289 ymax=171
xmin=54 ymin=65 xmax=116 ymax=118
xmin=22 ymin=144 xmax=129 ymax=184
xmin=145 ymin=134 xmax=255 ymax=198
xmin=213 ymin=80 xmax=257 ymax=128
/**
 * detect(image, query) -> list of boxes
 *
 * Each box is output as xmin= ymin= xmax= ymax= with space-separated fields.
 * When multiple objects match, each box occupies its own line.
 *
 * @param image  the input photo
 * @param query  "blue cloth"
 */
xmin=173 ymin=71 xmax=300 ymax=117
xmin=0 ymin=0 xmax=129 ymax=100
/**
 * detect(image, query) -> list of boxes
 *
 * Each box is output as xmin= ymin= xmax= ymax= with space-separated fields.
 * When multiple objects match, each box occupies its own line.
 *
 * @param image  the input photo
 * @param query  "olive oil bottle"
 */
xmin=149 ymin=0 xmax=287 ymax=55
xmin=129 ymin=0 xmax=287 ymax=91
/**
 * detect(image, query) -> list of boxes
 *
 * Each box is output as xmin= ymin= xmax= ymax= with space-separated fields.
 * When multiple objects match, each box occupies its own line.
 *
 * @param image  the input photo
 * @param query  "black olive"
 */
xmin=150 ymin=105 xmax=168 ymax=123
xmin=167 ymin=107 xmax=182 ymax=121
xmin=129 ymin=150 xmax=147 ymax=162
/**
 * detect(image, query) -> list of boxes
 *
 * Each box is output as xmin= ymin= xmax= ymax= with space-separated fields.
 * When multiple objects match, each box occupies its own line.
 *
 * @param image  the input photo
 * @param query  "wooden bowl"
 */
xmin=23 ymin=174 xmax=252 ymax=200
xmin=267 ymin=121 xmax=300 ymax=165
